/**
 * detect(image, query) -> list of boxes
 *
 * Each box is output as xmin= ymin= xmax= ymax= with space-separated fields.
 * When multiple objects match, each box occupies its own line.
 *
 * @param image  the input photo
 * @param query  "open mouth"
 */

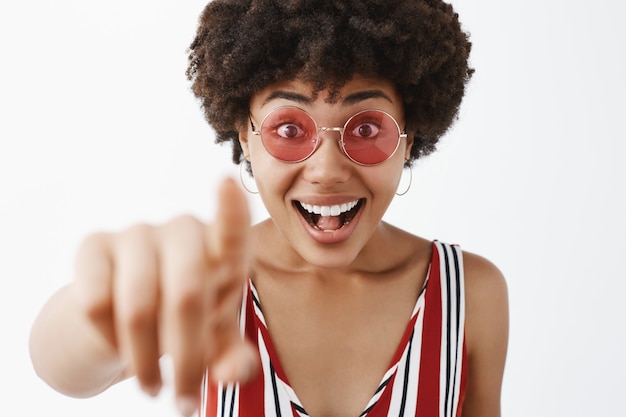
xmin=295 ymin=199 xmax=364 ymax=231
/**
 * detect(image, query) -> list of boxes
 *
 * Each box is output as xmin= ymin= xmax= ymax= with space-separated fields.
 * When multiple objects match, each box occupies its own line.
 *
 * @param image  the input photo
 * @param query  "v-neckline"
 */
xmin=248 ymin=264 xmax=431 ymax=416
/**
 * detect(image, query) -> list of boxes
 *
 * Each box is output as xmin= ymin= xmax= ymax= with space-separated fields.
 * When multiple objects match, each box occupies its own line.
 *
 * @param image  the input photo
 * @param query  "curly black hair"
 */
xmin=186 ymin=0 xmax=473 ymax=167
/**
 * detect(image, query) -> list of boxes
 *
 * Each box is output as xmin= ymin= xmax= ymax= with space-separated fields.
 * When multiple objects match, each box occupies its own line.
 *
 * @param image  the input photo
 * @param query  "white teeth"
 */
xmin=299 ymin=200 xmax=359 ymax=216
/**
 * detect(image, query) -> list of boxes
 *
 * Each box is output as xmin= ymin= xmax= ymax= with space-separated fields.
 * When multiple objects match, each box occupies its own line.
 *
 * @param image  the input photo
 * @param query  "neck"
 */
xmin=250 ymin=219 xmax=416 ymax=282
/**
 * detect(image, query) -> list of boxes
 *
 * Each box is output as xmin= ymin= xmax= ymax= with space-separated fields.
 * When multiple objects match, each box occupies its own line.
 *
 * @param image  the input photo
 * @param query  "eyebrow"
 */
xmin=262 ymin=91 xmax=312 ymax=106
xmin=261 ymin=89 xmax=394 ymax=107
xmin=342 ymin=90 xmax=393 ymax=105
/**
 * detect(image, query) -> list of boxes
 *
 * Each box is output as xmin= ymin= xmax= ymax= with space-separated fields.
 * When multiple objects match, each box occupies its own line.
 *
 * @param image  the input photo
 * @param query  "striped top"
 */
xmin=201 ymin=241 xmax=467 ymax=417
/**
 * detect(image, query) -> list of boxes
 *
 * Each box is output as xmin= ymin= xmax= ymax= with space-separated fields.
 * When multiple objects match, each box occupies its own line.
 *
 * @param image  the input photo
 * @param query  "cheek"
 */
xmin=359 ymin=164 xmax=404 ymax=201
xmin=380 ymin=168 xmax=404 ymax=194
xmin=375 ymin=162 xmax=406 ymax=199
xmin=380 ymin=153 xmax=406 ymax=185
xmin=249 ymin=154 xmax=296 ymax=199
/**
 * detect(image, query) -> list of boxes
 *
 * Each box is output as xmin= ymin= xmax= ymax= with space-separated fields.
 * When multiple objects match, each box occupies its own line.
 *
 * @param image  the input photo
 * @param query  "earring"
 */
xmin=396 ymin=163 xmax=413 ymax=196
xmin=239 ymin=157 xmax=259 ymax=194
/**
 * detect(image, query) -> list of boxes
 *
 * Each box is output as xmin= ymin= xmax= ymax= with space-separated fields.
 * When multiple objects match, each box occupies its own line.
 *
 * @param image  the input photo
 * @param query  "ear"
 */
xmin=239 ymin=130 xmax=250 ymax=160
xmin=404 ymin=133 xmax=414 ymax=161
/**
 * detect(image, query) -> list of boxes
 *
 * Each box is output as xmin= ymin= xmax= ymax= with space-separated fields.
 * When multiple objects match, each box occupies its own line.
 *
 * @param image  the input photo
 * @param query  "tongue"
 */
xmin=316 ymin=215 xmax=342 ymax=231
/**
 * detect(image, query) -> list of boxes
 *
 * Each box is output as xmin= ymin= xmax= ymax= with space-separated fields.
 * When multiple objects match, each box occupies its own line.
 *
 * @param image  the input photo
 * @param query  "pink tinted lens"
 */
xmin=260 ymin=107 xmax=317 ymax=162
xmin=342 ymin=110 xmax=401 ymax=165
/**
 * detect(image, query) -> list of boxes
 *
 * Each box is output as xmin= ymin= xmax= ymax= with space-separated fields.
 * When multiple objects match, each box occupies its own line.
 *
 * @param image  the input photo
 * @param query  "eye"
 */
xmin=350 ymin=122 xmax=381 ymax=139
xmin=276 ymin=123 xmax=306 ymax=139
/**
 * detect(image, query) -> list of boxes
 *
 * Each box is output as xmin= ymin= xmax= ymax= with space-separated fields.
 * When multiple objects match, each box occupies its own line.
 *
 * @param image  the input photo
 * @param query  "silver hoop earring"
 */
xmin=239 ymin=158 xmax=259 ymax=194
xmin=396 ymin=164 xmax=413 ymax=196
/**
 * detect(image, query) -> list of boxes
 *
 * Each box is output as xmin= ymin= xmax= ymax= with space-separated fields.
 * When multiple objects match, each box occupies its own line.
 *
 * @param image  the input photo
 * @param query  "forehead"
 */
xmin=249 ymin=75 xmax=402 ymax=111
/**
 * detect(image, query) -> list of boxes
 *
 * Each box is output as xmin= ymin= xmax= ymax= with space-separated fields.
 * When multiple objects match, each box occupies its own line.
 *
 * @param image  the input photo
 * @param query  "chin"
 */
xmin=298 ymin=243 xmax=363 ymax=271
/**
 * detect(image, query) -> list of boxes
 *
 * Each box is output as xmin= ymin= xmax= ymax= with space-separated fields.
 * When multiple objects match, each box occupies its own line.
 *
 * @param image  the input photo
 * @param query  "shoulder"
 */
xmin=462 ymin=251 xmax=508 ymax=310
xmin=459 ymin=250 xmax=508 ymax=416
xmin=461 ymin=250 xmax=509 ymax=352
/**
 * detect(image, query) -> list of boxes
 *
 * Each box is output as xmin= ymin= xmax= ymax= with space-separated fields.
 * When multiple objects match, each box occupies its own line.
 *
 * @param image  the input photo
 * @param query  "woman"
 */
xmin=30 ymin=0 xmax=508 ymax=416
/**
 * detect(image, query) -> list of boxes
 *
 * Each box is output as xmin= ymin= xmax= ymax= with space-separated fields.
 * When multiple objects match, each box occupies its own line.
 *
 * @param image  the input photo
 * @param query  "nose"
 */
xmin=301 ymin=129 xmax=352 ymax=185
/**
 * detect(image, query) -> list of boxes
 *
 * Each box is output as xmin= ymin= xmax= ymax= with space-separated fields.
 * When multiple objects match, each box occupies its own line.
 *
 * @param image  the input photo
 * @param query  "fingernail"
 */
xmin=176 ymin=396 xmax=197 ymax=417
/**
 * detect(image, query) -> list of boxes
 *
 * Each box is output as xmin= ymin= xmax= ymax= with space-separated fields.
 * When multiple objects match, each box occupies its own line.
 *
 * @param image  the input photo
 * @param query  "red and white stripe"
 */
xmin=202 ymin=241 xmax=466 ymax=417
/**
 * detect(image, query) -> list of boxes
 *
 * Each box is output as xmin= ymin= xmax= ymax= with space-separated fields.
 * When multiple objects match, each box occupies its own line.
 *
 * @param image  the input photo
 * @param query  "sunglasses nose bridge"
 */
xmin=318 ymin=126 xmax=344 ymax=135
xmin=311 ymin=126 xmax=349 ymax=159
xmin=317 ymin=126 xmax=345 ymax=145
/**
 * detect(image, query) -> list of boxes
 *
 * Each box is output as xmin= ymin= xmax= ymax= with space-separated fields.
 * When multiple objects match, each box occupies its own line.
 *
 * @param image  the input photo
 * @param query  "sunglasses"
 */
xmin=250 ymin=106 xmax=407 ymax=166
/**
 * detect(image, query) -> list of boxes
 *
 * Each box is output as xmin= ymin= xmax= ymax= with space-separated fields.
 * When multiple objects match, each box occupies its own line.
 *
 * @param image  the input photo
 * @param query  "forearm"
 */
xmin=29 ymin=284 xmax=128 ymax=398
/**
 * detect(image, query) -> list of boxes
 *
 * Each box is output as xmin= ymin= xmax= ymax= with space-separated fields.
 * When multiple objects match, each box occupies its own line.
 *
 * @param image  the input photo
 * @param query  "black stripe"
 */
xmin=220 ymin=385 xmax=227 ymax=417
xmin=360 ymin=403 xmax=376 ymax=417
xmin=450 ymin=246 xmax=462 ymax=416
xmin=228 ymin=384 xmax=237 ymax=417
xmin=442 ymin=243 xmax=453 ymax=416
xmin=270 ymin=363 xmax=282 ymax=417
xmin=374 ymin=373 xmax=393 ymax=395
xmin=291 ymin=401 xmax=308 ymax=415
xmin=398 ymin=329 xmax=415 ymax=417
xmin=355 ymin=373 xmax=393 ymax=416
xmin=252 ymin=290 xmax=262 ymax=312
xmin=355 ymin=365 xmax=395 ymax=416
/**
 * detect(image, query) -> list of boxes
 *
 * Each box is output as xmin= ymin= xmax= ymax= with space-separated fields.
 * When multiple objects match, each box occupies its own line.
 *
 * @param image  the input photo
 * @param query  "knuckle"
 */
xmin=164 ymin=214 xmax=202 ymax=235
xmin=160 ymin=215 xmax=206 ymax=254
xmin=76 ymin=232 xmax=110 ymax=259
xmin=115 ymin=223 xmax=155 ymax=250
xmin=122 ymin=223 xmax=154 ymax=240
xmin=159 ymin=217 xmax=208 ymax=275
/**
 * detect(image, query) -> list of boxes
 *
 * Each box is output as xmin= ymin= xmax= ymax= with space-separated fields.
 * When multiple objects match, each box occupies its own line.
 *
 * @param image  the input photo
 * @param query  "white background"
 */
xmin=1 ymin=0 xmax=624 ymax=415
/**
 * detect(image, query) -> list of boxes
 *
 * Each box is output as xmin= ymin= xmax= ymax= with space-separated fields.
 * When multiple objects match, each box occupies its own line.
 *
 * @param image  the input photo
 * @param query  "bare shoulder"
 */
xmin=462 ymin=250 xmax=508 ymax=352
xmin=460 ymin=250 xmax=509 ymax=417
xmin=463 ymin=251 xmax=508 ymax=314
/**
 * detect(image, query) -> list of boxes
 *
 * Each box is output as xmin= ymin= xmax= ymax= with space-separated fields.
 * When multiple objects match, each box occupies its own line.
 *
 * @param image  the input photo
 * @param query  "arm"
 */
xmin=29 ymin=178 xmax=258 ymax=416
xmin=461 ymin=252 xmax=509 ymax=417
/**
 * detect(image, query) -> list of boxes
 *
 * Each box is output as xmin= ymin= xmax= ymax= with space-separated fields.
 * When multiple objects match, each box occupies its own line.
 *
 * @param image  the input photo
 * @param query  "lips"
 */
xmin=295 ymin=199 xmax=363 ymax=232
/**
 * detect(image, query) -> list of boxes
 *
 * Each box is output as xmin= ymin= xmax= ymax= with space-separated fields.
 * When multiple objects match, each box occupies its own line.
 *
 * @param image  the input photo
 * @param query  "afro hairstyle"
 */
xmin=186 ymin=0 xmax=473 ymax=166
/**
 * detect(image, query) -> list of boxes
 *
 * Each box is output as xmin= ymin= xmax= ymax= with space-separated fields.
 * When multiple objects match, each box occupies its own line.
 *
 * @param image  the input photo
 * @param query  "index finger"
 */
xmin=208 ymin=177 xmax=251 ymax=261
